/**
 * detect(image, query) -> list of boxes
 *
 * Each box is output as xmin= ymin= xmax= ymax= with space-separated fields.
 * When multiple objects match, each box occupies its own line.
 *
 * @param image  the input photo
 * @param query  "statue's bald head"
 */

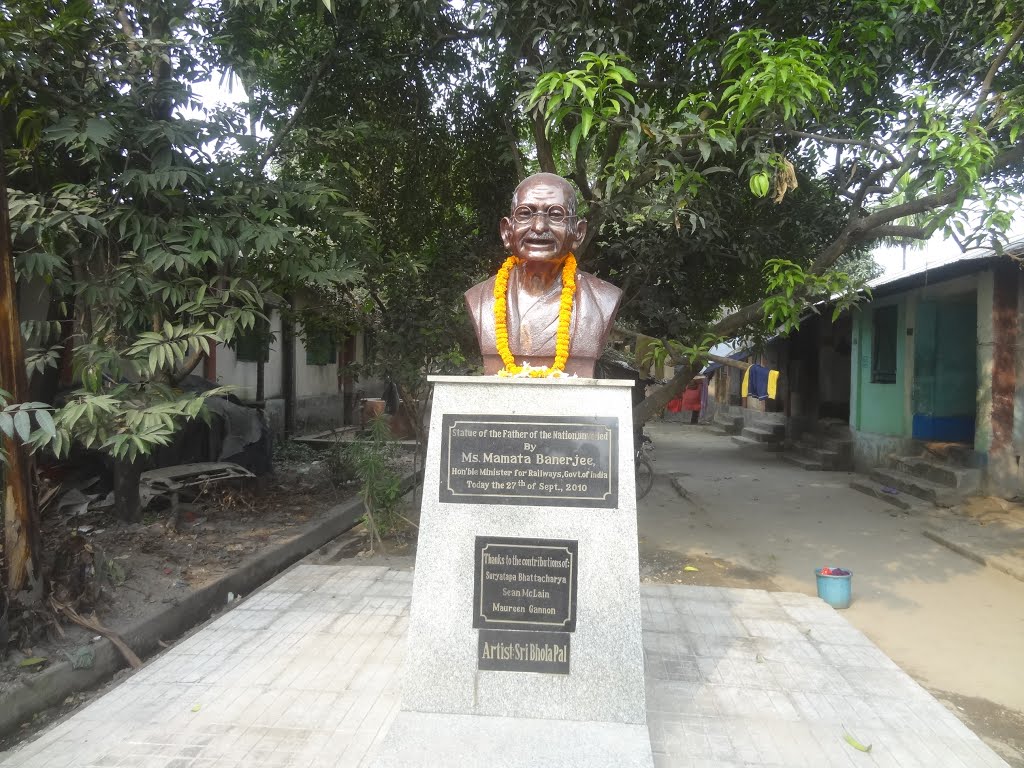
xmin=511 ymin=173 xmax=579 ymax=217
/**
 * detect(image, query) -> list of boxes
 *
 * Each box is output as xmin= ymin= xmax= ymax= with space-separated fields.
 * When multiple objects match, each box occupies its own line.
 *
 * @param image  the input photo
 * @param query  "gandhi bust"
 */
xmin=465 ymin=173 xmax=622 ymax=377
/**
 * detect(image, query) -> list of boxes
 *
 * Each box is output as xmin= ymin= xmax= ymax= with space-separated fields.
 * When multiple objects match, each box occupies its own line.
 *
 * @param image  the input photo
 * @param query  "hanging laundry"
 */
xmin=680 ymin=380 xmax=702 ymax=412
xmin=741 ymin=364 xmax=779 ymax=400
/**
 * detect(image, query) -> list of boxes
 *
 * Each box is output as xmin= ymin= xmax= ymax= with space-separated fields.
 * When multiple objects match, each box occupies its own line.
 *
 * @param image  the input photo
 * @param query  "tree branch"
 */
xmin=852 ymin=186 xmax=960 ymax=234
xmin=788 ymin=130 xmax=901 ymax=168
xmin=633 ymin=362 xmax=693 ymax=426
xmin=708 ymin=297 xmax=769 ymax=340
xmin=502 ymin=116 xmax=527 ymax=181
xmin=531 ymin=110 xmax=557 ymax=173
xmin=665 ymin=139 xmax=1024 ymax=363
xmin=173 ymin=348 xmax=205 ymax=384
xmin=257 ymin=50 xmax=335 ymax=174
xmin=974 ymin=19 xmax=1024 ymax=123
xmin=854 ymin=224 xmax=931 ymax=242
xmin=573 ymin=141 xmax=594 ymax=201
xmin=597 ymin=125 xmax=626 ymax=186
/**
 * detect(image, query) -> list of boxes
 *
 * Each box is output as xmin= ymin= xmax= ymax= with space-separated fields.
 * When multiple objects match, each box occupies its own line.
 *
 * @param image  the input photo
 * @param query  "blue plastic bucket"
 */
xmin=815 ymin=568 xmax=852 ymax=609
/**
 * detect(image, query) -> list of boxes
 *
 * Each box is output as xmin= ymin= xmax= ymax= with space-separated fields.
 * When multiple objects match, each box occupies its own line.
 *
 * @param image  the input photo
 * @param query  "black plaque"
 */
xmin=473 ymin=536 xmax=578 ymax=631
xmin=478 ymin=629 xmax=571 ymax=674
xmin=439 ymin=414 xmax=618 ymax=508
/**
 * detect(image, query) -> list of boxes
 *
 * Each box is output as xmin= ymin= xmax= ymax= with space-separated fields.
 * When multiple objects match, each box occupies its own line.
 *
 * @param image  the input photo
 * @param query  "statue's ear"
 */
xmin=499 ymin=217 xmax=514 ymax=251
xmin=573 ymin=218 xmax=588 ymax=251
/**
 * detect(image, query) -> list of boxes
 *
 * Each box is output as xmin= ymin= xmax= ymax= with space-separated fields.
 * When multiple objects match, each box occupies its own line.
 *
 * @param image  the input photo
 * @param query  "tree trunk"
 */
xmin=0 ymin=151 xmax=43 ymax=605
xmin=281 ymin=299 xmax=296 ymax=438
xmin=112 ymin=459 xmax=142 ymax=523
xmin=256 ymin=357 xmax=265 ymax=402
xmin=634 ymin=362 xmax=693 ymax=427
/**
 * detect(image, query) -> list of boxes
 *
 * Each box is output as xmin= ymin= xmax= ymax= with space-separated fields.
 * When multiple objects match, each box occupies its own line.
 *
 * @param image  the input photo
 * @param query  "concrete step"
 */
xmin=750 ymin=422 xmax=786 ymax=438
xmin=798 ymin=433 xmax=852 ymax=454
xmin=820 ymin=418 xmax=853 ymax=439
xmin=868 ymin=467 xmax=966 ymax=507
xmin=708 ymin=427 xmax=733 ymax=438
xmin=741 ymin=426 xmax=782 ymax=443
xmin=890 ymin=456 xmax=980 ymax=491
xmin=788 ymin=442 xmax=842 ymax=470
xmin=712 ymin=415 xmax=743 ymax=435
xmin=732 ymin=435 xmax=784 ymax=452
xmin=849 ymin=479 xmax=930 ymax=512
xmin=782 ymin=453 xmax=825 ymax=471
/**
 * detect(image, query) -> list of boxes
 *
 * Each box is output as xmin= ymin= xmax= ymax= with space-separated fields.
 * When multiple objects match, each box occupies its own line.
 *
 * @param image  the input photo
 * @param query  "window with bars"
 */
xmin=871 ymin=305 xmax=898 ymax=384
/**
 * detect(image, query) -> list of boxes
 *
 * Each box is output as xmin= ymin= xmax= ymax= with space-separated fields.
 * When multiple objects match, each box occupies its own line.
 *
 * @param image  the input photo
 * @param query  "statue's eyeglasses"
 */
xmin=511 ymin=206 xmax=577 ymax=225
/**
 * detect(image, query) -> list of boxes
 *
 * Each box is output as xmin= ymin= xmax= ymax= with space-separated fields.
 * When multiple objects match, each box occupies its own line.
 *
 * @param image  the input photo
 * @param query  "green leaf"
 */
xmin=18 ymin=656 xmax=47 ymax=668
xmin=0 ymin=413 xmax=13 ymax=438
xmin=63 ymin=646 xmax=95 ymax=670
xmin=84 ymin=118 xmax=116 ymax=147
xmin=14 ymin=410 xmax=31 ymax=442
xmin=580 ymin=108 xmax=594 ymax=138
xmin=35 ymin=408 xmax=56 ymax=439
xmin=569 ymin=123 xmax=583 ymax=159
xmin=843 ymin=731 xmax=872 ymax=753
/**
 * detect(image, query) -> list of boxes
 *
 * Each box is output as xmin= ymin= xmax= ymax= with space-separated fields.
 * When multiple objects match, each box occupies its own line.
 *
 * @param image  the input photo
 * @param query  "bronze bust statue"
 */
xmin=465 ymin=173 xmax=622 ymax=377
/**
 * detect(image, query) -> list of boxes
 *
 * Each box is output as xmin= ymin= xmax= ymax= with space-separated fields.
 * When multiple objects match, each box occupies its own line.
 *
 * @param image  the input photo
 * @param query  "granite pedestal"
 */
xmin=372 ymin=376 xmax=654 ymax=766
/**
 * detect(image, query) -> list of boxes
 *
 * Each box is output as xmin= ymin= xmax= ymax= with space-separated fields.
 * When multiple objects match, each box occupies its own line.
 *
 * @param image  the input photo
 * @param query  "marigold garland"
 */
xmin=493 ymin=254 xmax=577 ymax=378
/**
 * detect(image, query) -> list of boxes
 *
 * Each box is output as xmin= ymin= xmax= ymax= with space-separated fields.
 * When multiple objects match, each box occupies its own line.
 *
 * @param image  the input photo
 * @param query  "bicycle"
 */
xmin=635 ymin=432 xmax=654 ymax=500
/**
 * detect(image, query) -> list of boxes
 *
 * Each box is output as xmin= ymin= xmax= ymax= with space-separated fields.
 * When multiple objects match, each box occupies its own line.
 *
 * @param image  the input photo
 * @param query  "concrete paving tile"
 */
xmin=0 ymin=568 xmax=1010 ymax=768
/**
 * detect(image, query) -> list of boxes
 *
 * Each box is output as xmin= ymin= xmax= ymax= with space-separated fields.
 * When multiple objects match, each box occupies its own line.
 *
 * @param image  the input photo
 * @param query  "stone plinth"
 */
xmin=373 ymin=377 xmax=653 ymax=766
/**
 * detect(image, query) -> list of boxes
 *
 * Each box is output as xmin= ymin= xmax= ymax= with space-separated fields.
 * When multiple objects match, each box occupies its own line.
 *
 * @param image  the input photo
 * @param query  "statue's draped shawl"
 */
xmin=465 ymin=268 xmax=620 ymax=375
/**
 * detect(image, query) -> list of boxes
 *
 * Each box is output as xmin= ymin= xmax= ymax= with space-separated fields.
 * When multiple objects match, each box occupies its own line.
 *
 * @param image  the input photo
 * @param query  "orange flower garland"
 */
xmin=493 ymin=254 xmax=577 ymax=377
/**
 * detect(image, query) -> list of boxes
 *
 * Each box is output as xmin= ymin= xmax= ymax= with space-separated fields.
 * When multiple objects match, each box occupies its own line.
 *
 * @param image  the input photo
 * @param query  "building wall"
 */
xmin=975 ymin=270 xmax=995 ymax=453
xmin=851 ymin=274 xmax=983 ymax=440
xmin=851 ymin=297 xmax=907 ymax=436
xmin=986 ymin=264 xmax=1023 ymax=497
xmin=216 ymin=319 xmax=343 ymax=401
xmin=819 ymin=314 xmax=852 ymax=413
xmin=1015 ymin=273 xmax=1024 ymax=454
xmin=846 ymin=266 xmax=1024 ymax=498
xmin=850 ymin=429 xmax=916 ymax=472
xmin=213 ymin=292 xmax=378 ymax=435
xmin=216 ymin=312 xmax=284 ymax=401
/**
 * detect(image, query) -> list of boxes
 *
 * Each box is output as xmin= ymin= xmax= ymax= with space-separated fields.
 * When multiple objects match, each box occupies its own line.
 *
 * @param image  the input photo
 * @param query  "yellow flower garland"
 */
xmin=493 ymin=254 xmax=577 ymax=377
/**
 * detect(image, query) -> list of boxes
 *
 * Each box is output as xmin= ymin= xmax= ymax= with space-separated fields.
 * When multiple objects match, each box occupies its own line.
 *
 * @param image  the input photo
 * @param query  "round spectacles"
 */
xmin=511 ymin=206 xmax=577 ymax=225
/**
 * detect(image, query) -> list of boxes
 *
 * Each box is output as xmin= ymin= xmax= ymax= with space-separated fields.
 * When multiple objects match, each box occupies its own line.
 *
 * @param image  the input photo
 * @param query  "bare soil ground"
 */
xmin=0 ymin=444 xmax=416 ymax=748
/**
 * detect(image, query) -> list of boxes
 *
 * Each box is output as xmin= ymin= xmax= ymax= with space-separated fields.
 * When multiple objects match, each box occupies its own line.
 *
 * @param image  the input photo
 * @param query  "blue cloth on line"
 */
xmin=747 ymin=364 xmax=771 ymax=400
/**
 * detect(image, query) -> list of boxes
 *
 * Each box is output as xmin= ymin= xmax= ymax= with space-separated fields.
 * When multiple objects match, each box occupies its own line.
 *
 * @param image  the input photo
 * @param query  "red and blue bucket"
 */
xmin=815 ymin=567 xmax=852 ymax=609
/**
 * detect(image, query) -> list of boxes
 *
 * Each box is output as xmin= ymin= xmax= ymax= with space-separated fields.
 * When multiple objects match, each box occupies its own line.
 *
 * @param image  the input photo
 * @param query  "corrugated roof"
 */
xmin=865 ymin=237 xmax=1023 ymax=296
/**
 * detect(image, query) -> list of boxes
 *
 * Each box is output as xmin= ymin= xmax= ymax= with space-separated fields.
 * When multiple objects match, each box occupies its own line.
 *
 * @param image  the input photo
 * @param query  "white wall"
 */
xmin=216 ymin=300 xmax=343 ymax=402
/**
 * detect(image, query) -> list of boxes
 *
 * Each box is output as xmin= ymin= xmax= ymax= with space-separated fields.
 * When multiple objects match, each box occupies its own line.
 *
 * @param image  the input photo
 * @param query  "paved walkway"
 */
xmin=642 ymin=422 xmax=1024 ymax=720
xmin=1 ymin=564 xmax=1008 ymax=768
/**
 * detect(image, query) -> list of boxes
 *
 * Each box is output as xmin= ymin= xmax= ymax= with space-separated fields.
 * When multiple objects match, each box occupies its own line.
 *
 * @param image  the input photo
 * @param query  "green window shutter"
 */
xmin=871 ymin=305 xmax=898 ymax=384
xmin=233 ymin=322 xmax=270 ymax=363
xmin=305 ymin=331 xmax=335 ymax=366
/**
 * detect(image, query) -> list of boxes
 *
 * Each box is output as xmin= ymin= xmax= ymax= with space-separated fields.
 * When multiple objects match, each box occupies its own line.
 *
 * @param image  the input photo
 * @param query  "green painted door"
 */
xmin=912 ymin=298 xmax=977 ymax=442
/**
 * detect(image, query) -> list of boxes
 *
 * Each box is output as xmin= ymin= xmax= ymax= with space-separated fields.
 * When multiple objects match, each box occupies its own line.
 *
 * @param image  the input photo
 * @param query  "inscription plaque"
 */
xmin=473 ymin=536 xmax=578 ymax=632
xmin=440 ymin=414 xmax=618 ymax=508
xmin=478 ymin=629 xmax=571 ymax=674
